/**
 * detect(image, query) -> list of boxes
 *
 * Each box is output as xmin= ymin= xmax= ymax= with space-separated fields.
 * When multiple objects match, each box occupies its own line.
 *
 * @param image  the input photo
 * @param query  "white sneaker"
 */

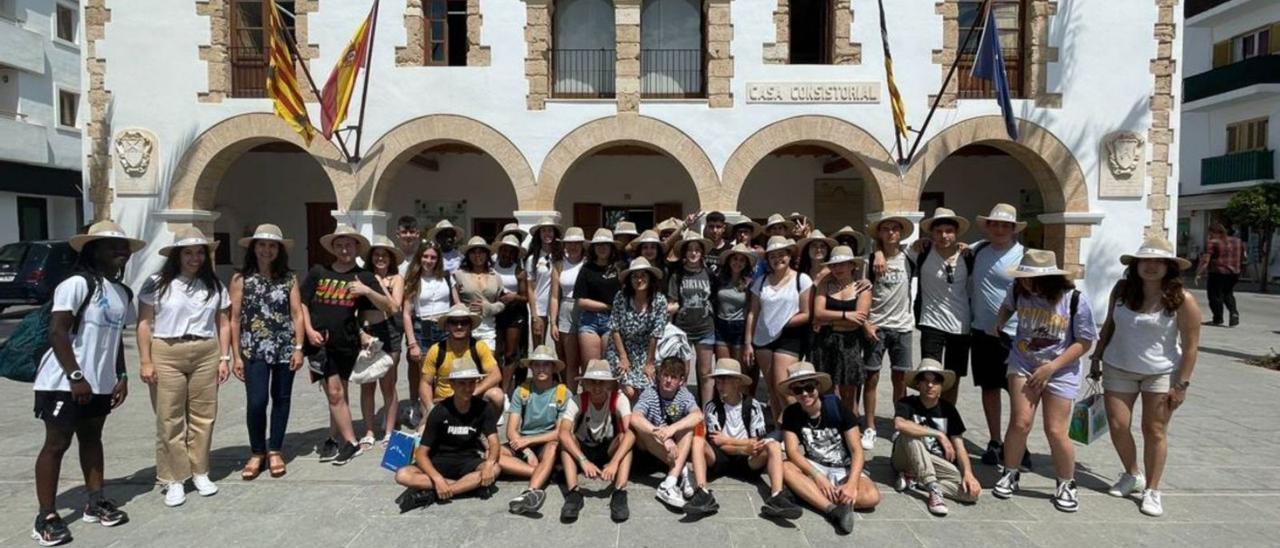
xmin=680 ymin=464 xmax=695 ymax=499
xmin=1108 ymin=473 xmax=1146 ymax=498
xmin=655 ymin=483 xmax=686 ymax=509
xmin=192 ymin=474 xmax=219 ymax=496
xmin=861 ymin=428 xmax=877 ymax=450
xmin=1140 ymin=489 xmax=1164 ymax=517
xmin=164 ymin=483 xmax=186 ymax=507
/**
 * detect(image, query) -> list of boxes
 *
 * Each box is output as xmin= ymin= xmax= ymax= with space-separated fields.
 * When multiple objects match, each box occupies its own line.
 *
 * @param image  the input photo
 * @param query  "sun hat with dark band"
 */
xmin=1120 ymin=236 xmax=1191 ymax=270
xmin=369 ymin=234 xmax=406 ymax=264
xmin=447 ymin=357 xmax=486 ymax=380
xmin=458 ymin=236 xmax=493 ymax=257
xmin=797 ymin=229 xmax=837 ymax=255
xmin=159 ymin=226 xmax=219 ymax=257
xmin=497 ymin=223 xmax=528 ymax=243
xmin=763 ymin=213 xmax=795 ymax=233
xmin=70 ymin=220 xmax=147 ymax=253
xmin=831 ymin=225 xmax=869 ymax=251
xmin=435 ymin=303 xmax=482 ymax=328
xmin=562 ymin=226 xmax=586 ymax=243
xmin=763 ymin=236 xmax=797 ymax=255
xmin=921 ymin=207 xmax=971 ymax=236
xmin=492 ymin=235 xmax=527 ymax=260
xmin=238 ymin=223 xmax=294 ymax=250
xmin=779 ymin=362 xmax=832 ymax=393
xmin=620 ymin=256 xmax=664 ymax=284
xmin=707 ymin=358 xmax=752 ymax=382
xmin=905 ymin=358 xmax=956 ymax=391
xmin=730 ymin=215 xmax=763 ymax=239
xmin=1007 ymin=249 xmax=1070 ymax=278
xmin=823 ymin=245 xmax=865 ymax=266
xmin=579 ymin=359 xmax=619 ymax=383
xmin=720 ymin=243 xmax=758 ymax=268
xmin=520 ymin=345 xmax=566 ymax=371
xmin=976 ymin=203 xmax=1027 ymax=233
xmin=427 ymin=219 xmax=466 ymax=242
xmin=626 ymin=230 xmax=664 ymax=254
xmin=868 ymin=214 xmax=915 ymax=239
xmin=590 ymin=228 xmax=622 ymax=249
xmin=320 ymin=224 xmax=371 ymax=256
xmin=528 ymin=217 xmax=562 ymax=239
xmin=614 ymin=221 xmax=639 ymax=237
xmin=673 ymin=230 xmax=712 ymax=257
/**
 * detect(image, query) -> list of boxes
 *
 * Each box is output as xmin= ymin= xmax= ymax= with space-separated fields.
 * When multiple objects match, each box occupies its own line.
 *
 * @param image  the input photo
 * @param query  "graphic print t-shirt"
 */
xmin=869 ymin=252 xmax=913 ymax=331
xmin=781 ymin=396 xmax=858 ymax=467
xmin=35 ymin=276 xmax=135 ymax=395
xmin=894 ymin=395 xmax=966 ymax=461
xmin=422 ymin=396 xmax=498 ymax=457
xmin=668 ymin=267 xmax=714 ymax=339
xmin=301 ymin=265 xmax=384 ymax=349
xmin=1002 ymin=290 xmax=1097 ymax=373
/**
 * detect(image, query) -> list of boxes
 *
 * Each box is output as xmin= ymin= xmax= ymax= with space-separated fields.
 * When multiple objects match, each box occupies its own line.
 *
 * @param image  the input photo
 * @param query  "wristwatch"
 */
xmin=1173 ymin=379 xmax=1190 ymax=390
xmin=66 ymin=370 xmax=85 ymax=382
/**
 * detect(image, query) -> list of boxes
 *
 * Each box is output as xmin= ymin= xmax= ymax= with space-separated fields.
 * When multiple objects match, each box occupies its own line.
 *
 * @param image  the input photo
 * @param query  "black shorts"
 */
xmin=756 ymin=325 xmax=808 ymax=357
xmin=580 ymin=441 xmax=613 ymax=466
xmin=309 ymin=347 xmax=358 ymax=383
xmin=431 ymin=451 xmax=485 ymax=480
xmin=496 ymin=305 xmax=528 ymax=331
xmin=34 ymin=391 xmax=112 ymax=428
xmin=969 ymin=331 xmax=1010 ymax=390
xmin=919 ymin=326 xmax=972 ymax=377
xmin=709 ymin=444 xmax=756 ymax=478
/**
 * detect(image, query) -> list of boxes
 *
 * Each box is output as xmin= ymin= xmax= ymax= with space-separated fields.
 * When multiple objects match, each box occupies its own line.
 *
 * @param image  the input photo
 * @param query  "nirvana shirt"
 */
xmin=633 ymin=385 xmax=698 ymax=426
xmin=422 ymin=396 xmax=498 ymax=457
xmin=300 ymin=265 xmax=385 ymax=350
xmin=781 ymin=396 xmax=858 ymax=468
xmin=894 ymin=395 xmax=966 ymax=461
xmin=668 ymin=266 xmax=714 ymax=339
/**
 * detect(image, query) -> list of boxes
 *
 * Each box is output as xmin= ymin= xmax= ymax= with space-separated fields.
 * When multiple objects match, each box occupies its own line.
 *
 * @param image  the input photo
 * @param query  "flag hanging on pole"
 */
xmin=970 ymin=3 xmax=1018 ymax=140
xmin=267 ymin=0 xmax=315 ymax=145
xmin=877 ymin=0 xmax=908 ymax=149
xmin=320 ymin=2 xmax=375 ymax=140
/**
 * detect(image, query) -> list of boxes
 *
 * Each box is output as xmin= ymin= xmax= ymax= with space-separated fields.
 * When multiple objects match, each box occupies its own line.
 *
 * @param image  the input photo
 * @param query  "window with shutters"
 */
xmin=955 ymin=0 xmax=1025 ymax=99
xmin=1226 ymin=118 xmax=1269 ymax=154
xmin=1232 ymin=26 xmax=1273 ymax=62
xmin=54 ymin=1 xmax=77 ymax=44
xmin=424 ymin=0 xmax=468 ymax=66
xmin=229 ymin=1 xmax=297 ymax=98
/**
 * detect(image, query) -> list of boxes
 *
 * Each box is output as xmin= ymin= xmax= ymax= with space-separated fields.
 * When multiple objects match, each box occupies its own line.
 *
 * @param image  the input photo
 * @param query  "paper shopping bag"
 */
xmin=1069 ymin=386 xmax=1108 ymax=444
xmin=381 ymin=431 xmax=420 ymax=472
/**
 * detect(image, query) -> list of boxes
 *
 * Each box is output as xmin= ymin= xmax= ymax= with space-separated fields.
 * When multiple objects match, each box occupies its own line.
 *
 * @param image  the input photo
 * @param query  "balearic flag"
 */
xmin=877 ymin=0 xmax=908 ymax=143
xmin=267 ymin=0 xmax=315 ymax=145
xmin=320 ymin=2 xmax=375 ymax=140
xmin=970 ymin=3 xmax=1019 ymax=140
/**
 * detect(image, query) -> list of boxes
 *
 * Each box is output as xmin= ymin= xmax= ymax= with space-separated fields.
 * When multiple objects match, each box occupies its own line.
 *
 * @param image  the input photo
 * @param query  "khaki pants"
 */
xmin=891 ymin=436 xmax=978 ymax=503
xmin=149 ymin=338 xmax=220 ymax=484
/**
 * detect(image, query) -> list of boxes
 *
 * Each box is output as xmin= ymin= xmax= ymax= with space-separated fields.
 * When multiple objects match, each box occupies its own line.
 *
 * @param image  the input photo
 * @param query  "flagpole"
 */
xmin=877 ymin=0 xmax=905 ymax=165
xmin=350 ymin=0 xmax=380 ymax=164
xmin=275 ymin=1 xmax=353 ymax=162
xmin=903 ymin=0 xmax=992 ymax=164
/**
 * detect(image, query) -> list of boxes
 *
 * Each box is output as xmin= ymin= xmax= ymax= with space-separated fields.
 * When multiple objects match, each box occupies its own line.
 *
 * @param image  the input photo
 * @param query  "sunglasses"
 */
xmin=789 ymin=382 xmax=819 ymax=395
xmin=944 ymin=262 xmax=955 ymax=284
xmin=446 ymin=319 xmax=471 ymax=327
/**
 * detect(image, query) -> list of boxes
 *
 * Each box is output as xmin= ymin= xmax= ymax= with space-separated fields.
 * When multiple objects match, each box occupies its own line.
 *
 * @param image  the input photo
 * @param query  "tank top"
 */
xmin=495 ymin=261 xmax=521 ymax=294
xmin=1102 ymin=303 xmax=1182 ymax=375
xmin=559 ymin=257 xmax=584 ymax=302
xmin=413 ymin=275 xmax=452 ymax=320
xmin=527 ymin=253 xmax=554 ymax=316
xmin=239 ymin=273 xmax=295 ymax=364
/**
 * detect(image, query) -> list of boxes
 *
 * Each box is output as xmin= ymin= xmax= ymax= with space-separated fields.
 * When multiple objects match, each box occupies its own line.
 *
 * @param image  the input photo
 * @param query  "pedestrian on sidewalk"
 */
xmin=229 ymin=224 xmax=304 ymax=480
xmin=1091 ymin=236 xmax=1202 ymax=517
xmin=1195 ymin=222 xmax=1243 ymax=327
xmin=137 ymin=227 xmax=232 ymax=507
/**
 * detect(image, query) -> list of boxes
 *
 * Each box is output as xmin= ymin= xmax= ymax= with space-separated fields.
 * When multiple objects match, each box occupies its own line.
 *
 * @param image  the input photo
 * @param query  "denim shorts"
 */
xmin=578 ymin=310 xmax=612 ymax=336
xmin=863 ymin=328 xmax=913 ymax=372
xmin=412 ymin=318 xmax=448 ymax=350
xmin=713 ymin=319 xmax=746 ymax=347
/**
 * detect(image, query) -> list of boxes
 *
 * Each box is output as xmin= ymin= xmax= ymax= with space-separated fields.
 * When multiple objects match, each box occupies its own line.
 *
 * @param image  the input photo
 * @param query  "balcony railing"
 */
xmin=1184 ymin=55 xmax=1280 ymax=103
xmin=1185 ymin=0 xmax=1232 ymax=19
xmin=229 ymin=46 xmax=269 ymax=99
xmin=552 ymin=49 xmax=615 ymax=99
xmin=641 ymin=49 xmax=704 ymax=98
xmin=1202 ymin=149 xmax=1275 ymax=186
xmin=954 ymin=50 xmax=1025 ymax=99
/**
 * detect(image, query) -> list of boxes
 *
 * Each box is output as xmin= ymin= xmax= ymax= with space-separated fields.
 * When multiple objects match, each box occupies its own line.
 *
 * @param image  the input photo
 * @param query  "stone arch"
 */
xmin=533 ymin=115 xmax=721 ymax=210
xmin=721 ymin=115 xmax=900 ymax=213
xmin=355 ymin=114 xmax=536 ymax=211
xmin=167 ymin=113 xmax=354 ymax=211
xmin=903 ymin=115 xmax=1092 ymax=271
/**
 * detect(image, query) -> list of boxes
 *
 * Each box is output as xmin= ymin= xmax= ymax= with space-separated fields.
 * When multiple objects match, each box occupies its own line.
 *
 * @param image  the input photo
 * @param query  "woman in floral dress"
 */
xmin=608 ymin=257 xmax=669 ymax=401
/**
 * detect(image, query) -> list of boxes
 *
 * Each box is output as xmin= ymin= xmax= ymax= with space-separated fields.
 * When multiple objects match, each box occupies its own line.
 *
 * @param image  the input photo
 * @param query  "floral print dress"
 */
xmin=607 ymin=292 xmax=669 ymax=390
xmin=239 ymin=273 xmax=296 ymax=364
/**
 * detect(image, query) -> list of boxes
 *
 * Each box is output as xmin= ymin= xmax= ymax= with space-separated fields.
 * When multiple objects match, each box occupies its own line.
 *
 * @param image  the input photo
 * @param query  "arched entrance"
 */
xmin=904 ymin=115 xmax=1092 ymax=272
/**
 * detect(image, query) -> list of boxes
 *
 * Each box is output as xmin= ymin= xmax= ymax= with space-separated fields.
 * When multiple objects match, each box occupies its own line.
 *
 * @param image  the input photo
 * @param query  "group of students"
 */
xmin=28 ymin=203 xmax=1202 ymax=545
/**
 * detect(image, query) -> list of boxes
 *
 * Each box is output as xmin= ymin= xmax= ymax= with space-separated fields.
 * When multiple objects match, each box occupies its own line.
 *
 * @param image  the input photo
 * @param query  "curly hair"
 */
xmin=658 ymin=356 xmax=688 ymax=379
xmin=1118 ymin=260 xmax=1185 ymax=314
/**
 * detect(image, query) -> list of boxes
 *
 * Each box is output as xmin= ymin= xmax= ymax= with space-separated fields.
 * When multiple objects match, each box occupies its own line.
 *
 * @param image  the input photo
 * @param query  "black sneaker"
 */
xmin=332 ymin=442 xmax=363 ymax=466
xmin=395 ymin=488 xmax=436 ymax=513
xmin=1229 ymin=315 xmax=1240 ymax=327
xmin=609 ymin=489 xmax=630 ymax=522
xmin=560 ymin=489 xmax=584 ymax=522
xmin=682 ymin=487 xmax=720 ymax=517
xmin=83 ymin=499 xmax=128 ymax=527
xmin=828 ymin=504 xmax=856 ymax=535
xmin=317 ymin=438 xmax=340 ymax=462
xmin=1020 ymin=450 xmax=1033 ymax=472
xmin=761 ymin=492 xmax=802 ymax=520
xmin=981 ymin=441 xmax=1003 ymax=466
xmin=31 ymin=514 xmax=72 ymax=547
xmin=508 ymin=488 xmax=546 ymax=515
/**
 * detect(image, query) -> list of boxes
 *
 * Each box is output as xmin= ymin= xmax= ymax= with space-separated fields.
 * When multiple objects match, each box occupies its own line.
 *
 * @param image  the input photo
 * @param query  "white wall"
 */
xmin=0 ymin=192 xmax=79 ymax=245
xmin=736 ymin=155 xmax=866 ymax=229
xmin=0 ymin=0 xmax=81 ymax=169
xmin=382 ymin=151 xmax=520 ymax=230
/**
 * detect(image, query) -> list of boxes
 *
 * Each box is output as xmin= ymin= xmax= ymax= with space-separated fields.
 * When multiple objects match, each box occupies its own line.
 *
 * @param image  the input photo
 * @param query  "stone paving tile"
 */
xmin=908 ymin=520 xmax=1035 ymax=547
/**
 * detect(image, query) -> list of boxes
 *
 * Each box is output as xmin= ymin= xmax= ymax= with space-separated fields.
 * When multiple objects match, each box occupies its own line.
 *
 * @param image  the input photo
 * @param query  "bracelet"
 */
xmin=219 ymin=355 xmax=232 ymax=362
xmin=576 ymin=454 xmax=587 ymax=463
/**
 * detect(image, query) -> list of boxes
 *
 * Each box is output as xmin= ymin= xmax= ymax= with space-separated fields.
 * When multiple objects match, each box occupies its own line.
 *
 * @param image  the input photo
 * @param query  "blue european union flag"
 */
xmin=971 ymin=5 xmax=1019 ymax=141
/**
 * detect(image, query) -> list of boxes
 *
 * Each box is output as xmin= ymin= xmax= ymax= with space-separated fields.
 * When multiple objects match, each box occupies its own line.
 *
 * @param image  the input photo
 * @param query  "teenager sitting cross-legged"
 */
xmin=630 ymin=357 xmax=719 ymax=516
xmin=892 ymin=358 xmax=982 ymax=517
xmin=557 ymin=359 xmax=636 ymax=523
xmin=500 ymin=345 xmax=571 ymax=516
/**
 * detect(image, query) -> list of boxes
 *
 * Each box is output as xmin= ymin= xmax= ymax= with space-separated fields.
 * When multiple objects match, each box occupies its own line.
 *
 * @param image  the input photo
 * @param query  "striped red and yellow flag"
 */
xmin=320 ymin=2 xmax=375 ymax=140
xmin=878 ymin=0 xmax=908 ymax=140
xmin=267 ymin=0 xmax=315 ymax=145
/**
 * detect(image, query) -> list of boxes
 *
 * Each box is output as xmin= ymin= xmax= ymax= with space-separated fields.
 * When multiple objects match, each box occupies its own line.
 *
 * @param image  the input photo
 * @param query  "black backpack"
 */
xmin=710 ymin=395 xmax=756 ymax=438
xmin=0 ymin=274 xmax=132 ymax=382
xmin=433 ymin=337 xmax=481 ymax=368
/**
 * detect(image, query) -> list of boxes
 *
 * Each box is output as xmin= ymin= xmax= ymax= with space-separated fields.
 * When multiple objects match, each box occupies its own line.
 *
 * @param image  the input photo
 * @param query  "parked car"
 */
xmin=0 ymin=241 xmax=77 ymax=314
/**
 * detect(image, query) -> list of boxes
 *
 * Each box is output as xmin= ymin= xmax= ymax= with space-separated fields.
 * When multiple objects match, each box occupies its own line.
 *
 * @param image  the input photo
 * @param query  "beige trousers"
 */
xmin=149 ymin=338 xmax=220 ymax=484
xmin=891 ymin=436 xmax=978 ymax=502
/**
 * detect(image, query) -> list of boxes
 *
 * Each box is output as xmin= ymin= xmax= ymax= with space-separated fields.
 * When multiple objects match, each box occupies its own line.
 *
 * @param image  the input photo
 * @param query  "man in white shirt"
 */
xmin=395 ymin=215 xmax=421 ymax=278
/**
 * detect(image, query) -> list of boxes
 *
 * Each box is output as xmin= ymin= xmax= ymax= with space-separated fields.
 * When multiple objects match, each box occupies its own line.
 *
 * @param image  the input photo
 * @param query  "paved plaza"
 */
xmin=1 ymin=289 xmax=1278 ymax=547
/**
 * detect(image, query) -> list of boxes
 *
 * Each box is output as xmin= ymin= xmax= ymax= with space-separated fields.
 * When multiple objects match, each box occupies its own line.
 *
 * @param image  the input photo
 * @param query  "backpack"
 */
xmin=514 ymin=381 xmax=570 ymax=415
xmin=710 ymin=395 xmax=757 ymax=439
xmin=433 ymin=337 xmax=481 ymax=368
xmin=573 ymin=390 xmax=621 ymax=435
xmin=819 ymin=394 xmax=845 ymax=425
xmin=0 ymin=274 xmax=132 ymax=383
xmin=912 ymin=240 xmax=979 ymax=326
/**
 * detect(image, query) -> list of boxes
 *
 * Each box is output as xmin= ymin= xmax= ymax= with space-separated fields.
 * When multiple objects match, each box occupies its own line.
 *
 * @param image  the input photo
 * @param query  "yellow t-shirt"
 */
xmin=422 ymin=340 xmax=497 ymax=400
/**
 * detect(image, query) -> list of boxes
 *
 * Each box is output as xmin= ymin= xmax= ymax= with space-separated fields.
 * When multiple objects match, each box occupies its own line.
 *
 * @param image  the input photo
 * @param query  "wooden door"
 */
xmin=573 ymin=202 xmax=603 ymax=235
xmin=654 ymin=202 xmax=683 ymax=225
xmin=306 ymin=202 xmax=338 ymax=267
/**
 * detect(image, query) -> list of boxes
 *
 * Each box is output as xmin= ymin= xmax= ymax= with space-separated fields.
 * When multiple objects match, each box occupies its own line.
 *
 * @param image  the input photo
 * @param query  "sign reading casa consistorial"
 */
xmin=746 ymin=82 xmax=881 ymax=104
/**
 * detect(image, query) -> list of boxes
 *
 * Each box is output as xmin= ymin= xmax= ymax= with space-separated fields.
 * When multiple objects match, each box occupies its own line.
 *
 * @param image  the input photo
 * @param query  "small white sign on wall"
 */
xmin=113 ymin=128 xmax=159 ymax=196
xmin=1098 ymin=130 xmax=1146 ymax=199
xmin=746 ymin=82 xmax=881 ymax=104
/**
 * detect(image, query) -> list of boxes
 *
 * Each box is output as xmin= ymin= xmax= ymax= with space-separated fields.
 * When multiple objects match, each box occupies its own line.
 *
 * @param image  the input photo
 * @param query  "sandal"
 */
xmin=358 ymin=433 xmax=376 ymax=451
xmin=241 ymin=454 xmax=265 ymax=481
xmin=267 ymin=452 xmax=287 ymax=478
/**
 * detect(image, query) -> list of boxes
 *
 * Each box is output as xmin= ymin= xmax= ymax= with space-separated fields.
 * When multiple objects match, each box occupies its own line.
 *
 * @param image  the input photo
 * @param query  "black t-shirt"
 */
xmin=573 ymin=261 xmax=621 ymax=305
xmin=300 ymin=264 xmax=385 ymax=350
xmin=668 ymin=266 xmax=715 ymax=338
xmin=894 ymin=395 xmax=966 ymax=461
xmin=705 ymin=240 xmax=731 ymax=275
xmin=781 ymin=395 xmax=859 ymax=467
xmin=422 ymin=396 xmax=498 ymax=457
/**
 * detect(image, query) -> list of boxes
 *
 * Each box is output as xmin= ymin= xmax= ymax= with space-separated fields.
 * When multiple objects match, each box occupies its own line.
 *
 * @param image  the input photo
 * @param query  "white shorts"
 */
xmin=807 ymin=458 xmax=851 ymax=486
xmin=1102 ymin=363 xmax=1173 ymax=394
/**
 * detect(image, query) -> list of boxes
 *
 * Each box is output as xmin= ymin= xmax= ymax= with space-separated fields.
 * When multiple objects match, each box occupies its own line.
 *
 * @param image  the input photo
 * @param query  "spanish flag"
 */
xmin=267 ymin=0 xmax=315 ymax=145
xmin=320 ymin=2 xmax=376 ymax=140
xmin=877 ymin=0 xmax=908 ymax=141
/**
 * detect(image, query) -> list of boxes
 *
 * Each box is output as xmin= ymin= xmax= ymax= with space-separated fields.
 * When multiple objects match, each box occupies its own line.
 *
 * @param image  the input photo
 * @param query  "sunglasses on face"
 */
xmin=447 ymin=320 xmax=471 ymax=328
xmin=789 ymin=383 xmax=818 ymax=395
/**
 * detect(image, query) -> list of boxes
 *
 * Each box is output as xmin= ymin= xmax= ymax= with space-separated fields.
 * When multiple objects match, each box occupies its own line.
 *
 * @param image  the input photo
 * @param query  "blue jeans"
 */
xmin=244 ymin=360 xmax=296 ymax=454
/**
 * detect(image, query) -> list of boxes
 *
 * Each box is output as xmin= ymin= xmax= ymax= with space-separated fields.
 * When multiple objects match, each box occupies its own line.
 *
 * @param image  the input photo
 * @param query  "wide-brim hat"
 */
xmin=238 ymin=223 xmax=295 ymax=251
xmin=1120 ymin=236 xmax=1192 ymax=270
xmin=763 ymin=213 xmax=795 ymax=233
xmin=562 ymin=226 xmax=586 ymax=243
xmin=763 ymin=236 xmax=797 ymax=255
xmin=70 ymin=220 xmax=147 ymax=254
xmin=921 ymin=207 xmax=971 ymax=236
xmin=625 ymin=230 xmax=664 ymax=254
xmin=1007 ymin=249 xmax=1070 ymax=278
xmin=590 ymin=229 xmax=622 ymax=249
xmin=613 ymin=221 xmax=639 ymax=237
xmin=492 ymin=234 xmax=527 ymax=260
xmin=868 ymin=215 xmax=916 ymax=239
xmin=368 ymin=234 xmax=407 ymax=264
xmin=779 ymin=362 xmax=833 ymax=393
xmin=528 ymin=217 xmax=562 ymax=240
xmin=824 ymin=245 xmax=865 ymax=267
xmin=159 ymin=226 xmax=219 ymax=257
xmin=620 ymin=256 xmax=664 ymax=284
xmin=579 ymin=359 xmax=619 ymax=384
xmin=459 ymin=235 xmax=492 ymax=257
xmin=730 ymin=216 xmax=763 ymax=239
xmin=520 ymin=344 xmax=565 ymax=371
xmin=831 ymin=226 xmax=869 ymax=251
xmin=672 ymin=230 xmax=713 ymax=257
xmin=435 ymin=303 xmax=482 ymax=329
xmin=320 ymin=224 xmax=371 ymax=256
xmin=976 ymin=203 xmax=1028 ymax=233
xmin=720 ymin=243 xmax=759 ymax=269
xmin=447 ymin=356 xmax=487 ymax=381
xmin=707 ymin=358 xmax=752 ymax=382
xmin=797 ymin=230 xmax=838 ymax=255
xmin=427 ymin=219 xmax=466 ymax=242
xmin=497 ymin=222 xmax=528 ymax=243
xmin=905 ymin=358 xmax=956 ymax=391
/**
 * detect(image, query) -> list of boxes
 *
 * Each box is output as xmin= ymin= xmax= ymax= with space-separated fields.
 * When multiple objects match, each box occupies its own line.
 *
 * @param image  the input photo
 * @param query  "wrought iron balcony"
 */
xmin=1201 ymin=149 xmax=1275 ymax=186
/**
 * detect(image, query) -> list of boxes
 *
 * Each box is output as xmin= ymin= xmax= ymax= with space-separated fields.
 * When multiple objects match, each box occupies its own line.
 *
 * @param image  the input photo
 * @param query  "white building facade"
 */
xmin=0 ymin=0 xmax=84 ymax=245
xmin=87 ymin=0 xmax=1181 ymax=312
xmin=1177 ymin=0 xmax=1278 ymax=278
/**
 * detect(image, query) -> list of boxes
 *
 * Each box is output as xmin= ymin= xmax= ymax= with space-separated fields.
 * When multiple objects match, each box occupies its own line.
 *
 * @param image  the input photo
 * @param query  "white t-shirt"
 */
xmin=750 ymin=271 xmax=812 ymax=347
xmin=412 ymin=275 xmax=452 ymax=319
xmin=562 ymin=392 xmax=633 ymax=447
xmin=558 ymin=258 xmax=584 ymax=302
xmin=527 ymin=253 xmax=554 ymax=317
xmin=442 ymin=249 xmax=463 ymax=275
xmin=139 ymin=275 xmax=231 ymax=338
xmin=703 ymin=398 xmax=768 ymax=440
xmin=35 ymin=276 xmax=136 ymax=395
xmin=917 ymin=249 xmax=971 ymax=334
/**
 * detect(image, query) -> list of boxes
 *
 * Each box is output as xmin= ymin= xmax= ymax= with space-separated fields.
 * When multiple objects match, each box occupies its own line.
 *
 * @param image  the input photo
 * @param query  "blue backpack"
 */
xmin=0 ymin=274 xmax=130 ymax=382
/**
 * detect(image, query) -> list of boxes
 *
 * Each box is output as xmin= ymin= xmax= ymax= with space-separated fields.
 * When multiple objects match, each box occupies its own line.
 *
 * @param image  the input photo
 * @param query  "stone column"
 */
xmin=1145 ymin=0 xmax=1179 ymax=240
xmin=153 ymin=209 xmax=223 ymax=236
xmin=615 ymin=0 xmax=642 ymax=113
xmin=706 ymin=0 xmax=734 ymax=108
xmin=523 ymin=0 xmax=552 ymax=110
xmin=514 ymin=210 xmax=562 ymax=230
